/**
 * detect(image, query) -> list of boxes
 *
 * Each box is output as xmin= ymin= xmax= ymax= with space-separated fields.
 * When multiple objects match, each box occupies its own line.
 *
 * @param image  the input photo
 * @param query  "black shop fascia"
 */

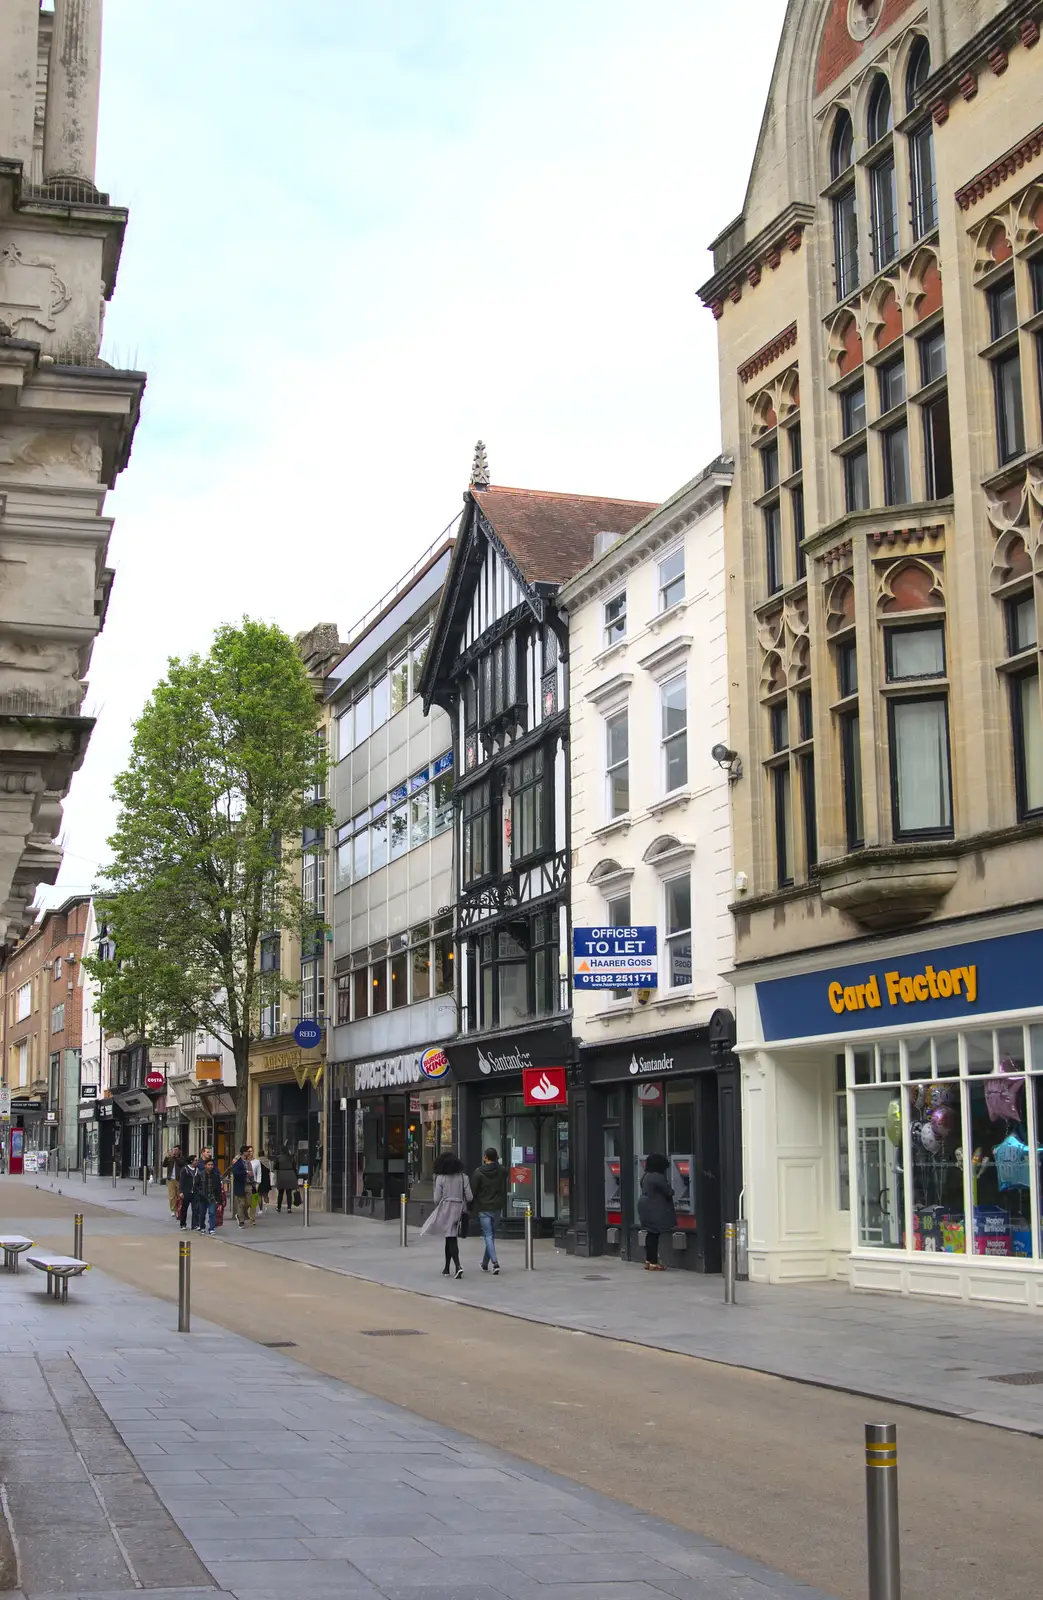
xmin=572 ymin=1012 xmax=742 ymax=1274
xmin=446 ymin=1021 xmax=576 ymax=1242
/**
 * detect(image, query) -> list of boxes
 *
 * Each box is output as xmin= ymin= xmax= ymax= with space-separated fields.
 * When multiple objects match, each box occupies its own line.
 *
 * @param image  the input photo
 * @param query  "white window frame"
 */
xmin=51 ymin=1002 xmax=65 ymax=1033
xmin=605 ymin=708 xmax=630 ymax=819
xmin=660 ymin=672 xmax=688 ymax=794
xmin=663 ymin=872 xmax=692 ymax=990
xmin=16 ymin=982 xmax=30 ymax=1022
xmin=53 ymin=956 xmax=62 ymax=981
xmin=603 ymin=589 xmax=627 ymax=649
xmin=657 ymin=546 xmax=685 ymax=613
xmin=17 ymin=1041 xmax=27 ymax=1084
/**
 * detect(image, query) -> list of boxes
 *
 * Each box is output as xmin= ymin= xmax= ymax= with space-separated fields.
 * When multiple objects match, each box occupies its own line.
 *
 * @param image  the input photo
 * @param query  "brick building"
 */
xmin=1 ymin=895 xmax=91 ymax=1166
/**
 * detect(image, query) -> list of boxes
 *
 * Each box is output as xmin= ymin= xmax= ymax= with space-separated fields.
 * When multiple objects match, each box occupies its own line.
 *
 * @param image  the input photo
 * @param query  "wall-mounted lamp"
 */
xmin=711 ymin=743 xmax=743 ymax=783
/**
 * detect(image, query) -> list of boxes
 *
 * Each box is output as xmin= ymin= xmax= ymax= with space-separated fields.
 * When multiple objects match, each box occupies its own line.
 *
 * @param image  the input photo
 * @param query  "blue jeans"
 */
xmin=206 ymin=1201 xmax=217 ymax=1233
xmin=479 ymin=1211 xmax=499 ymax=1267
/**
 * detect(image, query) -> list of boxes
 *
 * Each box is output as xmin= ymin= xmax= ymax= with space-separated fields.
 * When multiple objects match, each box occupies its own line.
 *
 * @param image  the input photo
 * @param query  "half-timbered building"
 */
xmin=421 ymin=447 xmax=652 ymax=1237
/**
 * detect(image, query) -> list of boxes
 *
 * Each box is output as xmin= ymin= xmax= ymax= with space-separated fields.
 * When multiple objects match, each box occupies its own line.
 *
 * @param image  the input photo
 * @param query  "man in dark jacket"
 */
xmin=178 ymin=1154 xmax=198 ymax=1231
xmin=470 ymin=1148 xmax=507 ymax=1274
xmin=162 ymin=1145 xmax=184 ymax=1216
xmin=637 ymin=1153 xmax=676 ymax=1271
xmin=230 ymin=1145 xmax=253 ymax=1229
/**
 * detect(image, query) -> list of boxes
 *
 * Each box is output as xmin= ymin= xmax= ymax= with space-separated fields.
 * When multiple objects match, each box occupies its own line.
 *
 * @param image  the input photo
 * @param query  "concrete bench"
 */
xmin=0 ymin=1235 xmax=34 ymax=1272
xmin=26 ymin=1253 xmax=90 ymax=1302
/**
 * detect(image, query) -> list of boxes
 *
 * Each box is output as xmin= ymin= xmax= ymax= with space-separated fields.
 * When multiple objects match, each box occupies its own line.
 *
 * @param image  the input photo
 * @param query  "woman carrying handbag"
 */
xmin=419 ymin=1152 xmax=472 ymax=1279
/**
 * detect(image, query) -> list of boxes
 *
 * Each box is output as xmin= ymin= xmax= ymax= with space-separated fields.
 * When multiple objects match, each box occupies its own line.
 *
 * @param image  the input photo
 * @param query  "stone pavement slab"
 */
xmin=0 ymin=1229 xmax=829 ymax=1600
xmin=20 ymin=1170 xmax=1043 ymax=1436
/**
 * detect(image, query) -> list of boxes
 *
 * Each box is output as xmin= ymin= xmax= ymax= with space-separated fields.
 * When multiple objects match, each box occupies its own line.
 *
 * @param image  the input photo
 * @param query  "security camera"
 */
xmin=711 ymin=744 xmax=743 ymax=781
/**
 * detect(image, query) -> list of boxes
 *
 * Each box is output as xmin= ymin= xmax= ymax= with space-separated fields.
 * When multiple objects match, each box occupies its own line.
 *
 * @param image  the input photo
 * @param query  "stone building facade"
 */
xmin=0 ymin=1 xmax=144 ymax=953
xmin=701 ymin=0 xmax=1043 ymax=1305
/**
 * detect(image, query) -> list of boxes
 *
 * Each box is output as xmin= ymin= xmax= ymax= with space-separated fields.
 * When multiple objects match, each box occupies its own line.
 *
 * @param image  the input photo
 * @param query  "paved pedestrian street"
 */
xmin=0 ymin=1190 xmax=826 ymax=1600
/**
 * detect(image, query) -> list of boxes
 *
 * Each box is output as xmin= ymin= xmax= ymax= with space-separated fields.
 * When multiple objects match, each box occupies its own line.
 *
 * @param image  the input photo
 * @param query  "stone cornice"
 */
xmin=737 ymin=322 xmax=798 ymax=385
xmin=920 ymin=0 xmax=1042 ymax=126
xmin=956 ymin=120 xmax=1043 ymax=210
xmin=560 ymin=460 xmax=732 ymax=611
xmin=697 ymin=204 xmax=815 ymax=320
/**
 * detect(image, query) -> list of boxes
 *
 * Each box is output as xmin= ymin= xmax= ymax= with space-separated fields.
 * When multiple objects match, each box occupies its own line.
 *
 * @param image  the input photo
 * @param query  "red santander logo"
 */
xmin=522 ymin=1066 xmax=567 ymax=1106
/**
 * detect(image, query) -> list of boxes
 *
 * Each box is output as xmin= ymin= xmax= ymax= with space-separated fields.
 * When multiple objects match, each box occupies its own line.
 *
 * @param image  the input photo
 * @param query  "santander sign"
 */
xmin=522 ymin=1066 xmax=567 ymax=1107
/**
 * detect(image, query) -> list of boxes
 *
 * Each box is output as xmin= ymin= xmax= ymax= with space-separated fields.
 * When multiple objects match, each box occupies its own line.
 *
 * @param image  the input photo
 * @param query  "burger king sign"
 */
xmin=420 ymin=1047 xmax=450 ymax=1081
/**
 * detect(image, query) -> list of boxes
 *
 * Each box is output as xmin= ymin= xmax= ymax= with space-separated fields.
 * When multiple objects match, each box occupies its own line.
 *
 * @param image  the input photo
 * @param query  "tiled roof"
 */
xmin=474 ymin=485 xmax=655 ymax=587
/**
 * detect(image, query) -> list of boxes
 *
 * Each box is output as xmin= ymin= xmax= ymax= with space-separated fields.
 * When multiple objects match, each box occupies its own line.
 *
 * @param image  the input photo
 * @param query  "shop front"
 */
xmin=573 ymin=1022 xmax=742 ymax=1273
xmin=93 ymin=1099 xmax=118 ymax=1176
xmin=110 ymin=1088 xmax=156 ymax=1177
xmin=248 ymin=1042 xmax=323 ymax=1198
xmin=194 ymin=1087 xmax=239 ymax=1172
xmin=446 ymin=1024 xmax=574 ymax=1241
xmin=330 ymin=1046 xmax=457 ymax=1223
xmin=7 ymin=1097 xmax=45 ymax=1170
xmin=743 ymin=917 xmax=1043 ymax=1308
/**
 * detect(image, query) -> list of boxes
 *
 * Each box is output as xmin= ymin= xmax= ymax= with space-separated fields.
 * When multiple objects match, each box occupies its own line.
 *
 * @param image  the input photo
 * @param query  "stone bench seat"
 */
xmin=26 ymin=1252 xmax=90 ymax=1302
xmin=0 ymin=1235 xmax=34 ymax=1272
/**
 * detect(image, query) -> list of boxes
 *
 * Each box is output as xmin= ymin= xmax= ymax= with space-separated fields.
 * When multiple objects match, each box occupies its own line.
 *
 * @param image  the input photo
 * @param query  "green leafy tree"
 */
xmin=85 ymin=620 xmax=330 ymax=1149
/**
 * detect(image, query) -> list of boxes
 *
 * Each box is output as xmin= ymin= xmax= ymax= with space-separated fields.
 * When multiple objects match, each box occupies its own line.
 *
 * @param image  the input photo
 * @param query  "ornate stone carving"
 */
xmin=0 ymin=242 xmax=70 ymax=333
xmin=847 ymin=0 xmax=883 ymax=43
xmin=0 ymin=428 xmax=102 ymax=483
xmin=875 ymin=556 xmax=945 ymax=614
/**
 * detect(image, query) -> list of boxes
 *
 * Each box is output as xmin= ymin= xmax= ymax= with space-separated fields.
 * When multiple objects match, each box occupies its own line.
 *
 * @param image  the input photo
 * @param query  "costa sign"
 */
xmin=144 ymin=1071 xmax=165 ymax=1090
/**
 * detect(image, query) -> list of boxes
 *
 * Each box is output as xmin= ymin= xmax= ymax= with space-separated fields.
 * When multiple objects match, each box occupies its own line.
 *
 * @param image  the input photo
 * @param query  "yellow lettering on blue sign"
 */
xmin=828 ymin=963 xmax=977 ymax=1015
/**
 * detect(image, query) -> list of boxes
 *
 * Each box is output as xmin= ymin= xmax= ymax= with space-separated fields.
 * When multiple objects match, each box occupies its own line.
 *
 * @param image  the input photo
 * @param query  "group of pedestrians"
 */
xmin=162 ymin=1143 xmax=302 ymax=1235
xmin=421 ymin=1146 xmax=679 ymax=1277
xmin=421 ymin=1146 xmax=507 ymax=1279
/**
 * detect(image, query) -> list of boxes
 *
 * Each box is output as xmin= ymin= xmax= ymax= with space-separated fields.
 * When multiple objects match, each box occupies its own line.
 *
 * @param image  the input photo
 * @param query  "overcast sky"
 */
xmin=47 ymin=0 xmax=786 ymax=903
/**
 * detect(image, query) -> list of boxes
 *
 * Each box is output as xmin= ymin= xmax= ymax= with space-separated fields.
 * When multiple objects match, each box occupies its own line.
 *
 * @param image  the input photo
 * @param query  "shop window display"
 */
xmin=844 ymin=1026 xmax=1043 ymax=1260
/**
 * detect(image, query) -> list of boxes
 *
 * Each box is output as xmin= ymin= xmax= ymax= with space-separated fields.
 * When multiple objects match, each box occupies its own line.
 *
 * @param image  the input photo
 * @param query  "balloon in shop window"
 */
xmin=909 ymin=1085 xmax=926 ymax=1115
xmin=930 ymin=1105 xmax=956 ymax=1142
xmin=926 ymin=1084 xmax=957 ymax=1110
xmin=886 ymin=1099 xmax=903 ymax=1147
xmin=919 ymin=1121 xmax=945 ymax=1157
xmin=985 ymin=1072 xmax=1024 ymax=1123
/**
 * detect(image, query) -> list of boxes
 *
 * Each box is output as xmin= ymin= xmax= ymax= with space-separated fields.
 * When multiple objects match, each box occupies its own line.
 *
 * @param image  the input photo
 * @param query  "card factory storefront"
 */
xmin=248 ymin=1042 xmax=324 ymax=1196
xmin=738 ymin=916 xmax=1043 ymax=1308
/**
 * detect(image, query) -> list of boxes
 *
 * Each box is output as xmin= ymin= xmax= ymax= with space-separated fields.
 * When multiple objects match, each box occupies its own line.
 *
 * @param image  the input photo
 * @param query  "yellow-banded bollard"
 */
xmin=178 ymin=1238 xmax=191 ymax=1333
xmin=865 ymin=1423 xmax=900 ymax=1600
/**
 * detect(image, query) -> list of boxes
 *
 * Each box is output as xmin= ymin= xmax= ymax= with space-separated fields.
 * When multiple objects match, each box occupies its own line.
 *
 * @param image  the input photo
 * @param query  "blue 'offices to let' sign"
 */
xmin=572 ymin=926 xmax=658 ymax=990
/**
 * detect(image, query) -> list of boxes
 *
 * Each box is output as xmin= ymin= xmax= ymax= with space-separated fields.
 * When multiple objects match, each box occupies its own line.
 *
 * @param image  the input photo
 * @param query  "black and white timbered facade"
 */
xmin=421 ymin=457 xmax=652 ymax=1236
xmin=422 ymin=466 xmax=653 ymax=1051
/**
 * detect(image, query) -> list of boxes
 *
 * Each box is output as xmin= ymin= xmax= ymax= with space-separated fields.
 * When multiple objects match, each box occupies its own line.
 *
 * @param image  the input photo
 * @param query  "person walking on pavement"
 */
xmin=274 ymin=1146 xmax=296 ymax=1213
xmin=230 ymin=1144 xmax=253 ymax=1228
xmin=420 ymin=1152 xmax=472 ymax=1279
xmin=178 ymin=1152 xmax=199 ymax=1230
xmin=162 ymin=1145 xmax=184 ymax=1216
xmin=257 ymin=1152 xmax=273 ymax=1213
xmin=198 ymin=1158 xmax=223 ymax=1236
xmin=471 ymin=1147 xmax=507 ymax=1274
xmin=638 ymin=1152 xmax=676 ymax=1271
xmin=248 ymin=1149 xmax=263 ymax=1222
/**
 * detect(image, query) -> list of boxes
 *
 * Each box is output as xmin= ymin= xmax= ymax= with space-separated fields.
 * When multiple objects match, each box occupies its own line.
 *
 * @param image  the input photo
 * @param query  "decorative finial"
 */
xmin=470 ymin=440 xmax=490 ymax=488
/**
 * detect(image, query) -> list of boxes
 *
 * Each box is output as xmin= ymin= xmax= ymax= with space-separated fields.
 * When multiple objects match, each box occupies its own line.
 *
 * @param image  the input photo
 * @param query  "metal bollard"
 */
xmin=142 ymin=1167 xmax=149 ymax=1198
xmin=112 ymin=1164 xmax=117 ymax=1189
xmin=865 ymin=1423 xmax=901 ymax=1600
xmin=723 ymin=1221 xmax=737 ymax=1304
xmin=302 ymin=1181 xmax=310 ymax=1228
xmin=178 ymin=1239 xmax=191 ymax=1333
xmin=524 ymin=1205 xmax=535 ymax=1270
xmin=399 ymin=1195 xmax=408 ymax=1248
xmin=82 ymin=1160 xmax=87 ymax=1184
xmin=73 ymin=1213 xmax=83 ymax=1261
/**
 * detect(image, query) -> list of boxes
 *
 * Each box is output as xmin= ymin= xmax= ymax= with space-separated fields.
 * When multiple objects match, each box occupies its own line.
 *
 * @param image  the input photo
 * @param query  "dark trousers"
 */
xmin=444 ymin=1237 xmax=460 ymax=1271
xmin=645 ymin=1230 xmax=660 ymax=1265
xmin=191 ymin=1197 xmax=207 ymax=1231
xmin=276 ymin=1186 xmax=293 ymax=1211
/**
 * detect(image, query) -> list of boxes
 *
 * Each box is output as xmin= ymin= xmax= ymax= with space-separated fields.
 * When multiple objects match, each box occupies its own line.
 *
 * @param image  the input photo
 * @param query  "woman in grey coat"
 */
xmin=420 ymin=1152 xmax=473 ymax=1279
xmin=638 ymin=1152 xmax=676 ymax=1271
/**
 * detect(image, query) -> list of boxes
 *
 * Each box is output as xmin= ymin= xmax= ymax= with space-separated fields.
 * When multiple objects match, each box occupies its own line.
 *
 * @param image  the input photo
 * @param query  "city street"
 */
xmin=2 ymin=1179 xmax=1041 ymax=1600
